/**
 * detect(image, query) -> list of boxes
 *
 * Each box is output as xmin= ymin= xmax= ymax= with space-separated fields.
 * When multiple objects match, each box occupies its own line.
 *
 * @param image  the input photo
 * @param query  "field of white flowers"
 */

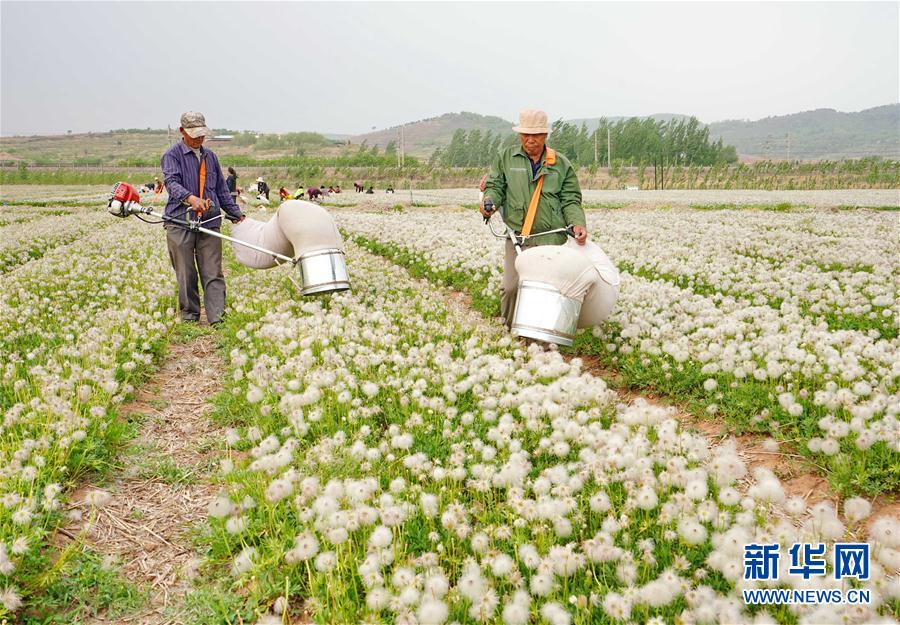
xmin=199 ymin=238 xmax=898 ymax=625
xmin=0 ymin=209 xmax=176 ymax=616
xmin=0 ymin=195 xmax=897 ymax=624
xmin=339 ymin=207 xmax=899 ymax=499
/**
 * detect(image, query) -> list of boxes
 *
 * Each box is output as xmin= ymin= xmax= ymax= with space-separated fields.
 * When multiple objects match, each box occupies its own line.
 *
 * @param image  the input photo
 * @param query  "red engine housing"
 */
xmin=112 ymin=182 xmax=141 ymax=204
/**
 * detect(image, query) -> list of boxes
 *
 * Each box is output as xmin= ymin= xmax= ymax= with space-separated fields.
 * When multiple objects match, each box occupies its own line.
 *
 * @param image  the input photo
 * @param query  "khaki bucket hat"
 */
xmin=512 ymin=109 xmax=549 ymax=134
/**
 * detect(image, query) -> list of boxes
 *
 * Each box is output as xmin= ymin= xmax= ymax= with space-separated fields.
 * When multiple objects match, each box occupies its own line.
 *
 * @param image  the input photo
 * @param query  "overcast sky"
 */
xmin=1 ymin=1 xmax=897 ymax=135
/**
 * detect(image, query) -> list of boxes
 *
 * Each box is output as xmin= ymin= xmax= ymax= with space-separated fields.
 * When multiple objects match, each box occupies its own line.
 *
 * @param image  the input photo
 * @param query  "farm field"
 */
xmin=6 ymin=184 xmax=898 ymax=208
xmin=0 ymin=189 xmax=897 ymax=624
xmin=324 ymin=188 xmax=900 ymax=210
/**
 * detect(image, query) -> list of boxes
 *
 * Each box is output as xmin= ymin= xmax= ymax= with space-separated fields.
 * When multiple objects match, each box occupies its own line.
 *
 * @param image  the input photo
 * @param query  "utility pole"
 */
xmin=607 ymin=127 xmax=612 ymax=169
xmin=593 ymin=130 xmax=598 ymax=164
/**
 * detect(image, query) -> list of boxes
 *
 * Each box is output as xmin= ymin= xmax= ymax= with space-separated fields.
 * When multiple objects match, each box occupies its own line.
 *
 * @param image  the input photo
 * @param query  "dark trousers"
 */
xmin=165 ymin=226 xmax=226 ymax=323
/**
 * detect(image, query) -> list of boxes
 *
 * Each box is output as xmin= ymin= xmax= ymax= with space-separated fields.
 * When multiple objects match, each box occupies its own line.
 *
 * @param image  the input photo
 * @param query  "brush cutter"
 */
xmin=107 ymin=182 xmax=349 ymax=295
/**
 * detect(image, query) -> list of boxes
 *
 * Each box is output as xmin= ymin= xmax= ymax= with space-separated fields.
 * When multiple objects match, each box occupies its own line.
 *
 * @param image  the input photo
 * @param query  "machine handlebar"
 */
xmin=482 ymin=198 xmax=495 ymax=224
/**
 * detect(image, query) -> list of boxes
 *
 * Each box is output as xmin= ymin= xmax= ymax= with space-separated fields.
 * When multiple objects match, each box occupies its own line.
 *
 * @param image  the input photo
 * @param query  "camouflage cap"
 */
xmin=180 ymin=111 xmax=209 ymax=138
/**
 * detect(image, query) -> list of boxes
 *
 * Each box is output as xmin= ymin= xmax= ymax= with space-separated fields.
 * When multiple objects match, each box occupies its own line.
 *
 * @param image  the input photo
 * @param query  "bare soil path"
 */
xmin=59 ymin=328 xmax=225 ymax=624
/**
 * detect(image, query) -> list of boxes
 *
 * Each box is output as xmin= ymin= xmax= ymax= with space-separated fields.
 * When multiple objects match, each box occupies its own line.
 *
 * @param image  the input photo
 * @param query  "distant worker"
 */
xmin=294 ymin=186 xmax=305 ymax=200
xmin=481 ymin=108 xmax=587 ymax=328
xmin=354 ymin=182 xmax=364 ymax=193
xmin=160 ymin=111 xmax=244 ymax=325
xmin=307 ymin=186 xmax=322 ymax=201
xmin=256 ymin=176 xmax=270 ymax=200
xmin=278 ymin=186 xmax=292 ymax=201
xmin=385 ymin=186 xmax=395 ymax=194
xmin=333 ymin=185 xmax=342 ymax=194
xmin=327 ymin=185 xmax=335 ymax=194
xmin=154 ymin=176 xmax=164 ymax=196
xmin=365 ymin=186 xmax=374 ymax=194
xmin=226 ymin=167 xmax=239 ymax=204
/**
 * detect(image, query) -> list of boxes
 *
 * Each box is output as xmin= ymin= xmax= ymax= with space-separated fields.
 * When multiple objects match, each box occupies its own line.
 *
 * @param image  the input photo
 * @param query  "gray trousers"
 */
xmin=165 ymin=226 xmax=226 ymax=323
xmin=500 ymin=239 xmax=519 ymax=328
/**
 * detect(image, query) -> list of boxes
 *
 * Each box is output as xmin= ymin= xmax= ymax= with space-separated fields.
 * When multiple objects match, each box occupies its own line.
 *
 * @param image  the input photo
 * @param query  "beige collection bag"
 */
xmin=276 ymin=200 xmax=345 ymax=256
xmin=229 ymin=216 xmax=293 ymax=269
xmin=515 ymin=240 xmax=619 ymax=329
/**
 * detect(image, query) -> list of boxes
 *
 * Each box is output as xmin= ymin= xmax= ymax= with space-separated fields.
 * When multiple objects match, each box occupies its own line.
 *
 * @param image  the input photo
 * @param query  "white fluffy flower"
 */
xmin=540 ymin=601 xmax=571 ymax=625
xmin=501 ymin=590 xmax=531 ymax=625
xmin=285 ymin=531 xmax=319 ymax=563
xmin=529 ymin=572 xmax=555 ymax=597
xmin=369 ymin=525 xmax=393 ymax=549
xmin=844 ymin=497 xmax=872 ymax=523
xmin=315 ymin=551 xmax=336 ymax=572
xmin=490 ymin=553 xmax=515 ymax=578
xmin=231 ymin=547 xmax=256 ymax=576
xmin=208 ymin=496 xmax=234 ymax=519
xmin=417 ymin=598 xmax=448 ymax=625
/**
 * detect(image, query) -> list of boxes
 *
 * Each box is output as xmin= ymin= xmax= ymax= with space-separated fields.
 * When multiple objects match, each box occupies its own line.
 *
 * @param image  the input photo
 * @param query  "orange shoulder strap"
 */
xmin=198 ymin=156 xmax=207 ymax=200
xmin=520 ymin=147 xmax=556 ymax=237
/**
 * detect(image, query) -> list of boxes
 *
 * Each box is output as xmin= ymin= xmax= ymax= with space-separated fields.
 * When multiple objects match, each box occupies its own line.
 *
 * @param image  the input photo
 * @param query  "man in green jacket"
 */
xmin=481 ymin=109 xmax=588 ymax=327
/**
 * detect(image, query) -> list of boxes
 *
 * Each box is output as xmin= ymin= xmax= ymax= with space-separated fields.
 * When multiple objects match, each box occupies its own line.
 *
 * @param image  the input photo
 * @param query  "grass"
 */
xmin=149 ymin=399 xmax=170 ymax=411
xmin=836 ymin=204 xmax=900 ymax=211
xmin=689 ymin=202 xmax=807 ymax=211
xmin=21 ymin=548 xmax=146 ymax=624
xmin=172 ymin=320 xmax=215 ymax=343
xmin=583 ymin=201 xmax=626 ymax=210
xmin=128 ymin=441 xmax=199 ymax=487
xmin=0 ymin=199 xmax=95 ymax=208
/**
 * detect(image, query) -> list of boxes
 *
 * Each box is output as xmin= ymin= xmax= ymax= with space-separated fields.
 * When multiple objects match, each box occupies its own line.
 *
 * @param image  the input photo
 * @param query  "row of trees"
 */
xmin=431 ymin=130 xmax=518 ymax=167
xmin=431 ymin=117 xmax=739 ymax=168
xmin=550 ymin=117 xmax=737 ymax=167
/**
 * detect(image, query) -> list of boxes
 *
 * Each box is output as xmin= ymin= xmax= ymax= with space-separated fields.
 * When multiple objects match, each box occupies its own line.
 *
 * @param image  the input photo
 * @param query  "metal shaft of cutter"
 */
xmin=132 ymin=205 xmax=296 ymax=264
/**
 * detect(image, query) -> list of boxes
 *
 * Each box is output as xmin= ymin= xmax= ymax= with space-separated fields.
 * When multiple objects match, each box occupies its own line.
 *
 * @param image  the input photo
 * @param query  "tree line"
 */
xmin=432 ymin=117 xmax=738 ymax=168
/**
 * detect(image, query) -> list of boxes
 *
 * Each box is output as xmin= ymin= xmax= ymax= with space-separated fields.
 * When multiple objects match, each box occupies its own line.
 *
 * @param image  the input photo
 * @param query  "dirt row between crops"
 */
xmin=55 ymin=327 xmax=225 ymax=625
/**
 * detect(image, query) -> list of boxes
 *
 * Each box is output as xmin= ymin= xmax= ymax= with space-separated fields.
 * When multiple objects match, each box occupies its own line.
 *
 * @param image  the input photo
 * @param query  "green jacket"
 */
xmin=484 ymin=145 xmax=585 ymax=246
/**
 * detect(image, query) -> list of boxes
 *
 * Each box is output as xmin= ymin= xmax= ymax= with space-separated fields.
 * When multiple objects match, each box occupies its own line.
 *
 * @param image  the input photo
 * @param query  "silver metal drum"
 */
xmin=297 ymin=248 xmax=351 ymax=295
xmin=511 ymin=280 xmax=581 ymax=346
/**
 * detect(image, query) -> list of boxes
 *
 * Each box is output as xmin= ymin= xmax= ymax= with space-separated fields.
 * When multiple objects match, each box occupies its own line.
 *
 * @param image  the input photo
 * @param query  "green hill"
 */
xmin=565 ymin=114 xmax=691 ymax=131
xmin=350 ymin=112 xmax=514 ymax=157
xmin=707 ymin=105 xmax=899 ymax=160
xmin=352 ymin=106 xmax=898 ymax=161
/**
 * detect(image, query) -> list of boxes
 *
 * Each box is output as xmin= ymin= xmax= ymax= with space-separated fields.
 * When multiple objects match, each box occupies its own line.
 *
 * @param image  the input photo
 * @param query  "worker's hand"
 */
xmin=186 ymin=195 xmax=207 ymax=215
xmin=479 ymin=198 xmax=495 ymax=219
xmin=572 ymin=225 xmax=588 ymax=246
xmin=235 ymin=215 xmax=246 ymax=223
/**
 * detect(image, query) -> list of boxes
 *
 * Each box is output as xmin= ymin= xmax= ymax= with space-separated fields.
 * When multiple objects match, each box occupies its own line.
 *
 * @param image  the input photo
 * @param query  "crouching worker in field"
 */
xmin=161 ymin=111 xmax=245 ymax=326
xmin=481 ymin=108 xmax=588 ymax=328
